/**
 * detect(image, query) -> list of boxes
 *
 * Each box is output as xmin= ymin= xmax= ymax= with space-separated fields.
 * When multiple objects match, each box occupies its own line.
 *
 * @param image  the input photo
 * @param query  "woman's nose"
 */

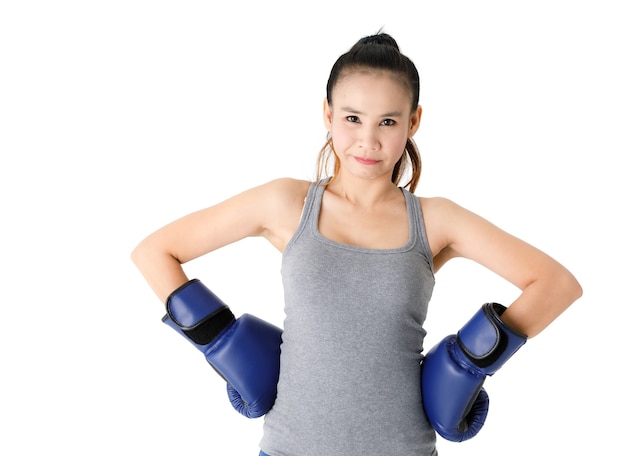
xmin=358 ymin=127 xmax=380 ymax=150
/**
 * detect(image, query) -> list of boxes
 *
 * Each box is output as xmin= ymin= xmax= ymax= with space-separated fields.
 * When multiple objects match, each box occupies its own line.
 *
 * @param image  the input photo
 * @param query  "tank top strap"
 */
xmin=282 ymin=179 xmax=327 ymax=257
xmin=402 ymin=188 xmax=435 ymax=276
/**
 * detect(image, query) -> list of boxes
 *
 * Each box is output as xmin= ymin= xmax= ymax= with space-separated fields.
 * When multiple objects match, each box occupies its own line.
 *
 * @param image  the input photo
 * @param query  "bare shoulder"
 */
xmin=419 ymin=195 xmax=463 ymax=217
xmin=419 ymin=196 xmax=486 ymax=231
xmin=418 ymin=196 xmax=460 ymax=255
xmin=226 ymin=177 xmax=309 ymax=210
xmin=262 ymin=177 xmax=311 ymax=201
xmin=418 ymin=196 xmax=494 ymax=271
xmin=254 ymin=178 xmax=312 ymax=251
xmin=253 ymin=177 xmax=311 ymax=215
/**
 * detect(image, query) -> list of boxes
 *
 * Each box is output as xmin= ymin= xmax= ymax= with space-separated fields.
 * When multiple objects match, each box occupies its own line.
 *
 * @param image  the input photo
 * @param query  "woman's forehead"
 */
xmin=331 ymin=70 xmax=413 ymax=111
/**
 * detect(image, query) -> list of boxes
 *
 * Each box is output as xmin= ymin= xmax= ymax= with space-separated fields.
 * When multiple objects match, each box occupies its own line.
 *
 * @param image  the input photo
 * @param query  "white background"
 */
xmin=1 ymin=1 xmax=624 ymax=455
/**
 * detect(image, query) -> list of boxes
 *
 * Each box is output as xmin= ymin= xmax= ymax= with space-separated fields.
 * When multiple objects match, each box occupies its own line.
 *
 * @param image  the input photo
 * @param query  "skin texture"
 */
xmin=131 ymin=70 xmax=582 ymax=339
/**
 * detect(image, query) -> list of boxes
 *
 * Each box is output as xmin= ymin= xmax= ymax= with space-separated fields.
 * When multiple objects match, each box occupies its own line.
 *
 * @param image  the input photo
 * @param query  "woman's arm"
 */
xmin=424 ymin=197 xmax=582 ymax=338
xmin=130 ymin=178 xmax=308 ymax=303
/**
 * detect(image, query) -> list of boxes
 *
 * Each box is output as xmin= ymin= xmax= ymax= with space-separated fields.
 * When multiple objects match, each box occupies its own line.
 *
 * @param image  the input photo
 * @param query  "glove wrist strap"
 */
xmin=165 ymin=279 xmax=235 ymax=345
xmin=457 ymin=302 xmax=527 ymax=374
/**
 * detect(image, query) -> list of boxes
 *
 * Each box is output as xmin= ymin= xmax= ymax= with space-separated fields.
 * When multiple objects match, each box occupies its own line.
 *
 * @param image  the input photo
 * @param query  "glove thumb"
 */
xmin=226 ymin=383 xmax=265 ymax=419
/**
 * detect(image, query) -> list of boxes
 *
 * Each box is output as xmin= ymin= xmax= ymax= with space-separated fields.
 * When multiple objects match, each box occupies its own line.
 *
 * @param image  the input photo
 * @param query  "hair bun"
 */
xmin=353 ymin=32 xmax=400 ymax=51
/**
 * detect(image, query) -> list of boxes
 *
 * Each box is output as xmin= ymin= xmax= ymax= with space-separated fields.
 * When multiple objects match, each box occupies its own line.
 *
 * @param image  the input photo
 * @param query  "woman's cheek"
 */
xmin=331 ymin=129 xmax=351 ymax=151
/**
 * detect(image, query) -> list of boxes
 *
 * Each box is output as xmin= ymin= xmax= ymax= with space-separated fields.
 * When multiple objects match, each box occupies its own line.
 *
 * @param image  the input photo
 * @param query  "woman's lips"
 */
xmin=354 ymin=156 xmax=379 ymax=165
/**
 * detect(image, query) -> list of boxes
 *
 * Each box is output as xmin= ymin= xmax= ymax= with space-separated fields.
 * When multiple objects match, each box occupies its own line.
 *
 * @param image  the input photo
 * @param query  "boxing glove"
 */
xmin=162 ymin=279 xmax=282 ymax=418
xmin=421 ymin=302 xmax=527 ymax=442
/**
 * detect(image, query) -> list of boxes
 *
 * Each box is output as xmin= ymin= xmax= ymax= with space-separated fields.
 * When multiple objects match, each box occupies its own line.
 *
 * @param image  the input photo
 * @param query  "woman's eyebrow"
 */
xmin=339 ymin=106 xmax=403 ymax=117
xmin=380 ymin=111 xmax=403 ymax=117
xmin=339 ymin=106 xmax=360 ymax=114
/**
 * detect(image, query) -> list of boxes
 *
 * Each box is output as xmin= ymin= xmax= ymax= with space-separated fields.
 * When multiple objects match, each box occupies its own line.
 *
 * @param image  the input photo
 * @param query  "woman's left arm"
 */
xmin=427 ymin=197 xmax=583 ymax=338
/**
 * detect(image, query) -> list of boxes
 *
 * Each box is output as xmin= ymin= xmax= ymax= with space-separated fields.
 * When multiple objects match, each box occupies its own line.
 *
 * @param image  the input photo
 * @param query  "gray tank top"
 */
xmin=260 ymin=180 xmax=438 ymax=456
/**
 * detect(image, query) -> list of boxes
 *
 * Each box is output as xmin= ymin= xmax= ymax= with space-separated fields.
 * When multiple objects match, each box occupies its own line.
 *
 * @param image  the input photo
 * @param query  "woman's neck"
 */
xmin=327 ymin=172 xmax=400 ymax=209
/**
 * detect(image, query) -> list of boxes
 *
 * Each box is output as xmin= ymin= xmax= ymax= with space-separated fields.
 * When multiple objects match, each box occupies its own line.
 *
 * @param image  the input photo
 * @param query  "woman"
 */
xmin=131 ymin=32 xmax=582 ymax=456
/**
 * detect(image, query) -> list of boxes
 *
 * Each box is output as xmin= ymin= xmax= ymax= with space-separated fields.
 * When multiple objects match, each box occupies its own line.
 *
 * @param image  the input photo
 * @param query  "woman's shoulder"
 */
xmin=418 ymin=195 xmax=488 ymax=235
xmin=248 ymin=177 xmax=312 ymax=219
xmin=417 ymin=195 xmax=460 ymax=217
xmin=259 ymin=177 xmax=312 ymax=204
xmin=265 ymin=177 xmax=312 ymax=192
xmin=253 ymin=178 xmax=312 ymax=251
xmin=416 ymin=195 xmax=468 ymax=260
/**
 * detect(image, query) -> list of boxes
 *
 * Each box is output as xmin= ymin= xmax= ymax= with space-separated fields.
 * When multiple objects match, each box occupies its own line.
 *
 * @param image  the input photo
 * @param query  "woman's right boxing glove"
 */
xmin=162 ymin=279 xmax=283 ymax=418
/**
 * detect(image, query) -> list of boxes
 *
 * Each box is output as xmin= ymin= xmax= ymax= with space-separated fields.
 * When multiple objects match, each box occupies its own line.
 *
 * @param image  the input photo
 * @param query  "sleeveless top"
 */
xmin=260 ymin=180 xmax=438 ymax=456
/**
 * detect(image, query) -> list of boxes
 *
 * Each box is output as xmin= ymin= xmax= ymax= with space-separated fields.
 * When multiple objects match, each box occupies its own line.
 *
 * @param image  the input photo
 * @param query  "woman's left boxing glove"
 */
xmin=421 ymin=302 xmax=527 ymax=441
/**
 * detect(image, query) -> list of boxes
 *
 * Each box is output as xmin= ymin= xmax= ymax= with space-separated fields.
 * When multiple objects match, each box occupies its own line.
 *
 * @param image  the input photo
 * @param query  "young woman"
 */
xmin=131 ymin=33 xmax=582 ymax=456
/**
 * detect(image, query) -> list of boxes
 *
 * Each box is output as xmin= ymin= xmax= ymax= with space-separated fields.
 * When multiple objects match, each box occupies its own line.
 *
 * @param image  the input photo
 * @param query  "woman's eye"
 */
xmin=346 ymin=115 xmax=359 ymax=123
xmin=381 ymin=119 xmax=396 ymax=126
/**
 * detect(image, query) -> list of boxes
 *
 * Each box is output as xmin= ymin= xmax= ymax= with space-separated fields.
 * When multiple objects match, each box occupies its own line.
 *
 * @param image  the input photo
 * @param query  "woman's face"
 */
xmin=324 ymin=70 xmax=421 ymax=182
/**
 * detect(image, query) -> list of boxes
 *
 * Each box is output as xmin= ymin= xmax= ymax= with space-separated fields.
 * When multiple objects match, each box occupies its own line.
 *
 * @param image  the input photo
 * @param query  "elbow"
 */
xmin=130 ymin=240 xmax=144 ymax=268
xmin=573 ymin=279 xmax=583 ymax=302
xmin=130 ymin=238 xmax=154 ymax=273
xmin=564 ymin=269 xmax=583 ymax=304
xmin=130 ymin=245 xmax=144 ymax=277
xmin=540 ymin=270 xmax=583 ymax=337
xmin=130 ymin=236 xmax=182 ymax=274
xmin=545 ymin=262 xmax=583 ymax=308
xmin=130 ymin=244 xmax=139 ymax=266
xmin=549 ymin=268 xmax=583 ymax=318
xmin=518 ymin=270 xmax=583 ymax=339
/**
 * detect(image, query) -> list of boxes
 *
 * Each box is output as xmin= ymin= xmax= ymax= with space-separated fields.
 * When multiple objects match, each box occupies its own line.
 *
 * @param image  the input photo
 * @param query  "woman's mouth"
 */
xmin=354 ymin=156 xmax=379 ymax=165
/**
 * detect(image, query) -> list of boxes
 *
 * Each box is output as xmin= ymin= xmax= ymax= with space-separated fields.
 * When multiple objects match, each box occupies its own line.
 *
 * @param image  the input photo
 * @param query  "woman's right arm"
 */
xmin=130 ymin=178 xmax=308 ymax=303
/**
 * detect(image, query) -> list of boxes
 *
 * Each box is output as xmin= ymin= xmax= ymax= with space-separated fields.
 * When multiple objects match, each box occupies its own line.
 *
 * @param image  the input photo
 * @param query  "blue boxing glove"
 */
xmin=162 ymin=279 xmax=282 ymax=418
xmin=421 ymin=303 xmax=527 ymax=442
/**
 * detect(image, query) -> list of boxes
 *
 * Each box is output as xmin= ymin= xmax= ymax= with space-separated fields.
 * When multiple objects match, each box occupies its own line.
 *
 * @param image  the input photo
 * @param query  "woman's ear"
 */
xmin=409 ymin=105 xmax=422 ymax=137
xmin=323 ymin=98 xmax=333 ymax=131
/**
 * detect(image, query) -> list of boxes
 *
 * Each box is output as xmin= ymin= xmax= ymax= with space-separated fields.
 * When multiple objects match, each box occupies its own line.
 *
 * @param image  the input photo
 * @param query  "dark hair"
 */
xmin=316 ymin=32 xmax=423 ymax=192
